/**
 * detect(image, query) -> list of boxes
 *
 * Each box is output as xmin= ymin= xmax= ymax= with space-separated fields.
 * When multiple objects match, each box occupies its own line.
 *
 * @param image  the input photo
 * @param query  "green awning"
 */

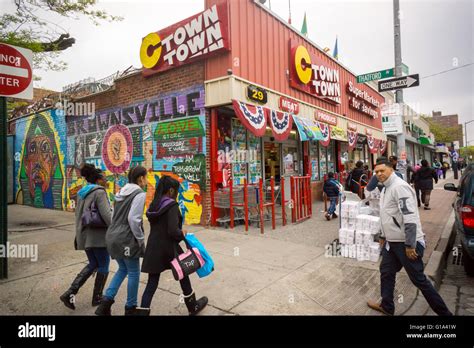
xmin=419 ymin=136 xmax=433 ymax=145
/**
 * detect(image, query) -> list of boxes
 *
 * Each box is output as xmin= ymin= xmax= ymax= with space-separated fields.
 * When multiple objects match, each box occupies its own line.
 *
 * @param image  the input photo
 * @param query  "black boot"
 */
xmin=60 ymin=266 xmax=94 ymax=310
xmin=184 ymin=291 xmax=208 ymax=316
xmin=92 ymin=272 xmax=108 ymax=307
xmin=124 ymin=306 xmax=150 ymax=316
xmin=95 ymin=298 xmax=114 ymax=316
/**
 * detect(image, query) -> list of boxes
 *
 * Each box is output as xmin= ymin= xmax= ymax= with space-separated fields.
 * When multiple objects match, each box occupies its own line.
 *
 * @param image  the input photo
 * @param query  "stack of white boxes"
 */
xmin=339 ymin=201 xmax=381 ymax=262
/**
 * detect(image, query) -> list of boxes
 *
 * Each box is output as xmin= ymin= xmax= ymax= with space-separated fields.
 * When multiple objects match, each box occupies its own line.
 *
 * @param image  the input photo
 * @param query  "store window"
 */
xmin=248 ymin=132 xmax=262 ymax=184
xmin=327 ymin=141 xmax=336 ymax=174
xmin=230 ymin=118 xmax=263 ymax=186
xmin=310 ymin=142 xmax=319 ymax=181
xmin=319 ymin=143 xmax=328 ymax=178
xmin=232 ymin=118 xmax=248 ymax=186
xmin=389 ymin=139 xmax=397 ymax=157
xmin=406 ymin=143 xmax=414 ymax=165
xmin=339 ymin=142 xmax=350 ymax=171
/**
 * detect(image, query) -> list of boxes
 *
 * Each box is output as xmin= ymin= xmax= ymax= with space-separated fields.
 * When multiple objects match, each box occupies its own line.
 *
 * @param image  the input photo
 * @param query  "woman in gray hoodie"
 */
xmin=60 ymin=164 xmax=112 ymax=310
xmin=95 ymin=166 xmax=148 ymax=316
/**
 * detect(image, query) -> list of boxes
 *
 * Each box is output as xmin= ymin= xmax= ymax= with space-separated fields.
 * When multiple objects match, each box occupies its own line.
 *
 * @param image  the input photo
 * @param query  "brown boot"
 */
xmin=367 ymin=300 xmax=393 ymax=316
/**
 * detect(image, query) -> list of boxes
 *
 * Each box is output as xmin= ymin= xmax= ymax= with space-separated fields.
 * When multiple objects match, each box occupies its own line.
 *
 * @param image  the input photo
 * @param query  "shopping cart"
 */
xmin=214 ymin=187 xmax=245 ymax=228
xmin=247 ymin=178 xmax=277 ymax=232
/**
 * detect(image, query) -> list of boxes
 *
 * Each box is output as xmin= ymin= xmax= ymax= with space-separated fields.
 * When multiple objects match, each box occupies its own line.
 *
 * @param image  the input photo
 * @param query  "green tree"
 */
xmin=460 ymin=146 xmax=474 ymax=162
xmin=422 ymin=116 xmax=461 ymax=143
xmin=1 ymin=0 xmax=122 ymax=71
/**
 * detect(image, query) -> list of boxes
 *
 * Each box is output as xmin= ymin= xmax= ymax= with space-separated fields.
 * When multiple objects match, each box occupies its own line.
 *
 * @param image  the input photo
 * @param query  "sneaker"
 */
xmin=367 ymin=300 xmax=393 ymax=316
xmin=424 ymin=206 xmax=431 ymax=210
xmin=332 ymin=213 xmax=338 ymax=219
xmin=325 ymin=213 xmax=331 ymax=221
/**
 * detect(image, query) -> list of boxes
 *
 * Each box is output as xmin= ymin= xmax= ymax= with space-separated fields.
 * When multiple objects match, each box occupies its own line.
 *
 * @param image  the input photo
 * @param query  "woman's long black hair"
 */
xmin=80 ymin=163 xmax=103 ymax=184
xmin=149 ymin=175 xmax=180 ymax=212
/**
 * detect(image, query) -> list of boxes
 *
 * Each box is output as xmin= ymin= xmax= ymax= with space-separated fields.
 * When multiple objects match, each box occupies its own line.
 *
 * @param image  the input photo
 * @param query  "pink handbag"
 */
xmin=170 ymin=241 xmax=205 ymax=281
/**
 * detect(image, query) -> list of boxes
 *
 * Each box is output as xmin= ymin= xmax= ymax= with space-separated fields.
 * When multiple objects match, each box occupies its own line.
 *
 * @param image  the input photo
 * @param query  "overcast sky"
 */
xmin=4 ymin=0 xmax=473 ymax=142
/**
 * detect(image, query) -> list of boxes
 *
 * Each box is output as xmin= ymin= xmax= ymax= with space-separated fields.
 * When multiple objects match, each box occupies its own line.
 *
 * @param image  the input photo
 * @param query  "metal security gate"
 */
xmin=290 ymin=175 xmax=312 ymax=223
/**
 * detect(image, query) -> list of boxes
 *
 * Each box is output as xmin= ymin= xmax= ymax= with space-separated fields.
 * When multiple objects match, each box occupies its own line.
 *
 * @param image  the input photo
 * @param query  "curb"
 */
xmin=425 ymin=210 xmax=456 ymax=286
xmin=8 ymin=223 xmax=75 ymax=233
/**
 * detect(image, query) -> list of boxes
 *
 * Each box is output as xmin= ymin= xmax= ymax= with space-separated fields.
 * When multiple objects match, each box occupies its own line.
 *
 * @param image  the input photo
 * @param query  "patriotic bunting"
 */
xmin=367 ymin=135 xmax=379 ymax=154
xmin=267 ymin=109 xmax=293 ymax=141
xmin=232 ymin=99 xmax=267 ymax=137
xmin=316 ymin=121 xmax=331 ymax=147
xmin=347 ymin=130 xmax=358 ymax=152
xmin=379 ymin=140 xmax=387 ymax=155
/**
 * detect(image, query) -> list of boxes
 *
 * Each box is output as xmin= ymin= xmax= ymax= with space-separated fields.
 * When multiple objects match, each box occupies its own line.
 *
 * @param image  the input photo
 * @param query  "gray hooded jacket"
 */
xmin=106 ymin=183 xmax=146 ymax=259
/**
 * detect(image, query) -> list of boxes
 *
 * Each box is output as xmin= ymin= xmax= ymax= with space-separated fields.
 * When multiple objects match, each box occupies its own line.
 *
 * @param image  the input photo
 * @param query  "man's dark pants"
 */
xmin=379 ymin=241 xmax=452 ymax=316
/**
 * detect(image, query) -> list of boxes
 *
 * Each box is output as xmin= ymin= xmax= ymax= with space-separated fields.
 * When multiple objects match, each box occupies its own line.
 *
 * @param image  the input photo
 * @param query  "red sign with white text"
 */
xmin=0 ymin=43 xmax=33 ymax=100
xmin=315 ymin=110 xmax=337 ymax=126
xmin=278 ymin=96 xmax=299 ymax=114
xmin=140 ymin=3 xmax=230 ymax=77
xmin=289 ymin=39 xmax=341 ymax=104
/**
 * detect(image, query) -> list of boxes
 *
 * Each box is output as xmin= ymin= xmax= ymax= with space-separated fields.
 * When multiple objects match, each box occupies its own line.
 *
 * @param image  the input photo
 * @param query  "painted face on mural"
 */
xmin=25 ymin=134 xmax=57 ymax=197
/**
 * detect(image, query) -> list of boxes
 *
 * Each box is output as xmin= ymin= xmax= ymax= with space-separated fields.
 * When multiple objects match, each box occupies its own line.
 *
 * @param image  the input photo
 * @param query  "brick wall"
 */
xmin=12 ymin=61 xmax=212 ymax=226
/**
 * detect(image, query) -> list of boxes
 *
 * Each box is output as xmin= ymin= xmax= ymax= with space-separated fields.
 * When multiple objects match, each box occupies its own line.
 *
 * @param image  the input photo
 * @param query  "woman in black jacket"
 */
xmin=413 ymin=159 xmax=438 ymax=210
xmin=348 ymin=161 xmax=366 ymax=194
xmin=140 ymin=175 xmax=208 ymax=315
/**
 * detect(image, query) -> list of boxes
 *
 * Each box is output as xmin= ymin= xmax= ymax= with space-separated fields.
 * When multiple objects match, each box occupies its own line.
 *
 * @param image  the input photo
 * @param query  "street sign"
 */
xmin=0 ymin=43 xmax=33 ymax=100
xmin=381 ymin=103 xmax=403 ymax=134
xmin=401 ymin=63 xmax=409 ymax=75
xmin=357 ymin=68 xmax=394 ymax=83
xmin=378 ymin=74 xmax=420 ymax=92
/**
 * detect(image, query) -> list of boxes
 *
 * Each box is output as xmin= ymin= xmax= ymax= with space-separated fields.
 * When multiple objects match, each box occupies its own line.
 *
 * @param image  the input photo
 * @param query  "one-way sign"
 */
xmin=378 ymin=74 xmax=420 ymax=92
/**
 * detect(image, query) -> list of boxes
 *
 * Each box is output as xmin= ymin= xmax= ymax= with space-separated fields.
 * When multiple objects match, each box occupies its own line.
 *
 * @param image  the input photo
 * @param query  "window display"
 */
xmin=248 ymin=132 xmax=262 ymax=184
xmin=232 ymin=119 xmax=248 ymax=186
xmin=310 ymin=142 xmax=319 ymax=181
xmin=319 ymin=143 xmax=328 ymax=177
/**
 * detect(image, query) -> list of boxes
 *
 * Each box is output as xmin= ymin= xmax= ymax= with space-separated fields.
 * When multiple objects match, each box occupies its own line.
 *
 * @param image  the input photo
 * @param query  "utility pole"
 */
xmin=0 ymin=96 xmax=7 ymax=279
xmin=465 ymin=120 xmax=474 ymax=149
xmin=393 ymin=0 xmax=407 ymax=180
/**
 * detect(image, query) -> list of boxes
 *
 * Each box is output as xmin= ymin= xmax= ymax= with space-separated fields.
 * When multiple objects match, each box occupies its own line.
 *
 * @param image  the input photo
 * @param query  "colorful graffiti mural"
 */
xmin=15 ymin=110 xmax=67 ymax=210
xmin=64 ymin=85 xmax=206 ymax=224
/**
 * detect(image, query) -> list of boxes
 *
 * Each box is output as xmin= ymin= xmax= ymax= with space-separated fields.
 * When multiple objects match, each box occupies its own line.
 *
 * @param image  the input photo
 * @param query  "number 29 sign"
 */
xmin=247 ymin=85 xmax=268 ymax=105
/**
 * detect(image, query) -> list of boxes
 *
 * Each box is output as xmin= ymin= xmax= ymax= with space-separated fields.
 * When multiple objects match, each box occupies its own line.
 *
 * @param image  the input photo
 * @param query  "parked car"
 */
xmin=445 ymin=164 xmax=474 ymax=276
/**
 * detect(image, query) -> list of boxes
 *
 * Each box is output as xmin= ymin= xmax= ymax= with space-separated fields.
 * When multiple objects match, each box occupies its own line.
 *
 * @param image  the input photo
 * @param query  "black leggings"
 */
xmin=141 ymin=273 xmax=193 ymax=308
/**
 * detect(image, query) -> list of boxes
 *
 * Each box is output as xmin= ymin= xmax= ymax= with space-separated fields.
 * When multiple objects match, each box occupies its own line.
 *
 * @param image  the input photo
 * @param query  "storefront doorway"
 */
xmin=263 ymin=139 xmax=280 ymax=181
xmin=263 ymin=132 xmax=301 ymax=198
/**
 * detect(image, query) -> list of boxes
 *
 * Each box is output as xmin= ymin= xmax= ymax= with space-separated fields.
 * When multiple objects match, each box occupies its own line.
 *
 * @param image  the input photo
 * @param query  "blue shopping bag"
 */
xmin=185 ymin=234 xmax=215 ymax=278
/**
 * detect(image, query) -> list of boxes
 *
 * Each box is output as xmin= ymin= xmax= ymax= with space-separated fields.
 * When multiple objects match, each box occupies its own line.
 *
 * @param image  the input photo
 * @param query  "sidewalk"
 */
xmin=0 ymin=171 xmax=457 ymax=316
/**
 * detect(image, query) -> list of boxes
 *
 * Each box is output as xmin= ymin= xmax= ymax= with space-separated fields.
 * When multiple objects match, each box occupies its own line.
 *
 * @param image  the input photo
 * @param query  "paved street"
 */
xmin=425 ymin=234 xmax=474 ymax=316
xmin=0 ymin=171 xmax=460 ymax=316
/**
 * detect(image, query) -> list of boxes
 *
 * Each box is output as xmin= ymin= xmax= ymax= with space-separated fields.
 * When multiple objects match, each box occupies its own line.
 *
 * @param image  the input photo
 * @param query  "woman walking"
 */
xmin=347 ymin=161 xmax=366 ymax=195
xmin=95 ymin=166 xmax=148 ymax=316
xmin=140 ymin=175 xmax=208 ymax=315
xmin=413 ymin=159 xmax=438 ymax=210
xmin=60 ymin=164 xmax=112 ymax=310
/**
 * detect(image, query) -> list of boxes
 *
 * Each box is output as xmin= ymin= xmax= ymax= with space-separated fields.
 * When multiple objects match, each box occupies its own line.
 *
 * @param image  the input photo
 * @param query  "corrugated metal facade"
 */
xmin=205 ymin=0 xmax=384 ymax=130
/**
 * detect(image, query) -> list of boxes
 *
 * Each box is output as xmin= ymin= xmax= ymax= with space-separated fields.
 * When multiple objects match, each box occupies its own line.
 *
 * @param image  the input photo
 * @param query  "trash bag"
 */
xmin=185 ymin=233 xmax=215 ymax=278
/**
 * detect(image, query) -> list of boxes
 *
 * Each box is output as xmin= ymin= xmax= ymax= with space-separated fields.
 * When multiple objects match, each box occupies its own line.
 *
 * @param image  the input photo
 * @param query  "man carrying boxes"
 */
xmin=367 ymin=157 xmax=452 ymax=316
